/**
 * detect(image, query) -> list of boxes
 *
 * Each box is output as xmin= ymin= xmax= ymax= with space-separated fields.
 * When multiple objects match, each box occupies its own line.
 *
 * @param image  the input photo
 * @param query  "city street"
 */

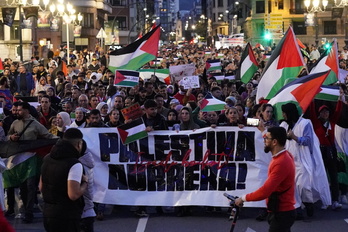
xmin=7 ymin=203 xmax=348 ymax=232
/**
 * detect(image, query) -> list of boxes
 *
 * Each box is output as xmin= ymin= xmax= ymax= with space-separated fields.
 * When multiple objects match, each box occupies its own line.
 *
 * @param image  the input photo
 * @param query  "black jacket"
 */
xmin=41 ymin=140 xmax=84 ymax=219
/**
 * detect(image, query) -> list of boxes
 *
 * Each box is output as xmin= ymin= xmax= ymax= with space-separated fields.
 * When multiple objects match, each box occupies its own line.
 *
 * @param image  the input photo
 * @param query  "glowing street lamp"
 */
xmin=304 ymin=0 xmax=328 ymax=46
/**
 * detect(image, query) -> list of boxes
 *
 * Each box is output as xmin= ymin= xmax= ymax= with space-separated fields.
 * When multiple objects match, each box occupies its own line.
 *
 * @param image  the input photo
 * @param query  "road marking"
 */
xmin=344 ymin=218 xmax=348 ymax=224
xmin=136 ymin=216 xmax=149 ymax=232
xmin=245 ymin=228 xmax=257 ymax=232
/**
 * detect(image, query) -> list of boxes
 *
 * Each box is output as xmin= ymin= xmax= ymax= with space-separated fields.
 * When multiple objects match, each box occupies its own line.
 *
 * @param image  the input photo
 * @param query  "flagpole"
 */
xmin=153 ymin=57 xmax=157 ymax=79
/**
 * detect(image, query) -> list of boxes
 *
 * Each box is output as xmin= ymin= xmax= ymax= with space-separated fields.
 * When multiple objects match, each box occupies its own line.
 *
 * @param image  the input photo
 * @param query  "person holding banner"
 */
xmin=179 ymin=106 xmax=200 ymax=131
xmin=235 ymin=127 xmax=296 ymax=232
xmin=130 ymin=99 xmax=168 ymax=217
xmin=142 ymin=99 xmax=168 ymax=132
xmin=106 ymin=109 xmax=122 ymax=127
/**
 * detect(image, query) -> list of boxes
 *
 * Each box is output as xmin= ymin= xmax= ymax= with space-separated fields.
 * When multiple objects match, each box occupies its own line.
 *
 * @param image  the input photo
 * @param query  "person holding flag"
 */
xmin=280 ymin=103 xmax=331 ymax=218
xmin=309 ymin=93 xmax=346 ymax=210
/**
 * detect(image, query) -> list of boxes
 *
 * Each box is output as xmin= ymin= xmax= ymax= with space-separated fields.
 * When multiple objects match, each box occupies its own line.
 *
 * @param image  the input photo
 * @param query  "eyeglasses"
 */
xmin=263 ymin=137 xmax=273 ymax=141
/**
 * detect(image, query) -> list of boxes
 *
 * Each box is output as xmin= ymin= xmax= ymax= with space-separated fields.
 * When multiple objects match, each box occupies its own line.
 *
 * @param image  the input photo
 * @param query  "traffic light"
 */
xmin=324 ymin=42 xmax=331 ymax=50
xmin=264 ymin=31 xmax=272 ymax=41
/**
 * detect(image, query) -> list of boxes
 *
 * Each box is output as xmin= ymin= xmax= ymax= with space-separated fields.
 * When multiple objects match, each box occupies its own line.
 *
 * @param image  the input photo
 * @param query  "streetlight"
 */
xmin=304 ymin=0 xmax=328 ymax=46
xmin=4 ymin=0 xmax=50 ymax=61
xmin=50 ymin=0 xmax=82 ymax=65
xmin=334 ymin=0 xmax=348 ymax=46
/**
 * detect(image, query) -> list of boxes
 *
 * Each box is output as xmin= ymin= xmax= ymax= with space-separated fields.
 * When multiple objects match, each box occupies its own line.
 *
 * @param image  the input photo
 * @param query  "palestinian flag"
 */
xmin=108 ymin=24 xmax=161 ymax=72
xmin=216 ymin=53 xmax=224 ymax=59
xmin=204 ymin=51 xmax=211 ymax=56
xmin=269 ymin=71 xmax=329 ymax=120
xmin=210 ymin=73 xmax=225 ymax=81
xmin=206 ymin=59 xmax=221 ymax=72
xmin=151 ymin=57 xmax=163 ymax=67
xmin=114 ymin=70 xmax=139 ymax=87
xmin=309 ymin=39 xmax=339 ymax=85
xmin=0 ymin=138 xmax=59 ymax=158
xmin=239 ymin=43 xmax=258 ymax=84
xmin=200 ymin=93 xmax=226 ymax=112
xmin=225 ymin=73 xmax=235 ymax=80
xmin=297 ymin=38 xmax=306 ymax=49
xmin=0 ymin=58 xmax=3 ymax=73
xmin=1 ymin=138 xmax=59 ymax=189
xmin=2 ymin=153 xmax=38 ymax=188
xmin=315 ymin=85 xmax=340 ymax=101
xmin=256 ymin=26 xmax=306 ymax=102
xmin=138 ymin=69 xmax=171 ymax=84
xmin=117 ymin=118 xmax=148 ymax=145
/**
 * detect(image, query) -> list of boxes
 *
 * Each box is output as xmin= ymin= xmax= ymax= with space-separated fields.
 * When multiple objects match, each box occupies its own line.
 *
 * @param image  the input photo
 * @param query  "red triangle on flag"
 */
xmin=325 ymin=42 xmax=339 ymax=77
xmin=291 ymin=72 xmax=328 ymax=112
xmin=114 ymin=71 xmax=127 ymax=84
xmin=164 ymin=76 xmax=171 ymax=85
xmin=297 ymin=38 xmax=306 ymax=49
xmin=140 ymin=25 xmax=160 ymax=57
xmin=200 ymin=98 xmax=209 ymax=110
xmin=205 ymin=62 xmax=211 ymax=70
xmin=247 ymin=43 xmax=258 ymax=66
xmin=117 ymin=127 xmax=129 ymax=144
xmin=278 ymin=28 xmax=305 ymax=69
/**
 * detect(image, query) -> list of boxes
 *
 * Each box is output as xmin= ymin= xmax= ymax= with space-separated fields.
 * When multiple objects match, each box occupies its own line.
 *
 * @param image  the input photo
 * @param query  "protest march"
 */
xmin=0 ymin=23 xmax=348 ymax=230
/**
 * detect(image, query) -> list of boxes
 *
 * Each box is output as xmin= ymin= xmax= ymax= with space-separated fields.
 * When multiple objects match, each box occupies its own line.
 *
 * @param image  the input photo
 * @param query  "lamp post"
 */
xmin=4 ymin=0 xmax=50 ymax=62
xmin=334 ymin=0 xmax=348 ymax=46
xmin=49 ymin=0 xmax=82 ymax=65
xmin=304 ymin=0 xmax=328 ymax=47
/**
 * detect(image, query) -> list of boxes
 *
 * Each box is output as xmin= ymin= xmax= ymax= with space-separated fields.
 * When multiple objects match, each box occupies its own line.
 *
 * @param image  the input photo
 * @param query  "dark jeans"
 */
xmin=268 ymin=210 xmax=296 ymax=232
xmin=80 ymin=217 xmax=95 ymax=232
xmin=6 ymin=187 xmax=15 ymax=212
xmin=320 ymin=146 xmax=339 ymax=201
xmin=19 ymin=176 xmax=37 ymax=218
xmin=44 ymin=217 xmax=80 ymax=232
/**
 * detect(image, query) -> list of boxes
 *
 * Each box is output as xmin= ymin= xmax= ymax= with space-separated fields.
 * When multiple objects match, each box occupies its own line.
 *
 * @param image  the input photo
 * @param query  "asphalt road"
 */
xmin=7 ymin=203 xmax=348 ymax=232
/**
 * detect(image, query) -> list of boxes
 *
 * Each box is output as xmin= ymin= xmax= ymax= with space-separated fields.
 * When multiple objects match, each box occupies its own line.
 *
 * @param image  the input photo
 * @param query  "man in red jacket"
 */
xmin=235 ymin=127 xmax=296 ymax=232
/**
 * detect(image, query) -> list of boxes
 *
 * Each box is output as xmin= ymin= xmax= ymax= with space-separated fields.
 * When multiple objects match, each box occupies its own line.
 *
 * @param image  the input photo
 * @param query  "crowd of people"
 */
xmin=0 ymin=41 xmax=348 ymax=232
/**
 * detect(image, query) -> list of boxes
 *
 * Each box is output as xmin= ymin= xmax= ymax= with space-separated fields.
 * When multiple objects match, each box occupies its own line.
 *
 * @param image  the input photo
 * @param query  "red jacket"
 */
xmin=310 ymin=101 xmax=342 ymax=146
xmin=246 ymin=150 xmax=296 ymax=212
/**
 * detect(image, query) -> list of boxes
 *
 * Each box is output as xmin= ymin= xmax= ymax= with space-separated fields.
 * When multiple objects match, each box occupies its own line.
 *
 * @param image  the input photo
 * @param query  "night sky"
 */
xmin=179 ymin=0 xmax=191 ymax=10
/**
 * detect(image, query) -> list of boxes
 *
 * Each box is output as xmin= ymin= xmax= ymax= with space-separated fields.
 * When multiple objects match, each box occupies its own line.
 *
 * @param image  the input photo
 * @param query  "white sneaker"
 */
xmin=340 ymin=195 xmax=348 ymax=204
xmin=321 ymin=204 xmax=328 ymax=210
xmin=331 ymin=201 xmax=342 ymax=210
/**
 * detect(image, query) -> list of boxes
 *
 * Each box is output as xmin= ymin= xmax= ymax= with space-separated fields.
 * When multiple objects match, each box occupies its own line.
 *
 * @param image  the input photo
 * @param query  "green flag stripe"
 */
xmin=109 ymin=53 xmax=156 ymax=73
xmin=2 ymin=155 xmax=38 ymax=189
xmin=266 ymin=66 xmax=303 ymax=99
xmin=202 ymin=104 xmax=226 ymax=112
xmin=115 ymin=81 xmax=138 ymax=87
xmin=208 ymin=66 xmax=222 ymax=71
xmin=322 ymin=71 xmax=338 ymax=85
xmin=241 ymin=64 xmax=258 ymax=84
xmin=125 ymin=131 xmax=148 ymax=144
xmin=315 ymin=93 xmax=339 ymax=101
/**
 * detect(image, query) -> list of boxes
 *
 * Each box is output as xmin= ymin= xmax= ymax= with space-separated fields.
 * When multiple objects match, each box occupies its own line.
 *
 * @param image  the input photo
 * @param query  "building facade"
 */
xmin=0 ymin=0 xmax=112 ymax=61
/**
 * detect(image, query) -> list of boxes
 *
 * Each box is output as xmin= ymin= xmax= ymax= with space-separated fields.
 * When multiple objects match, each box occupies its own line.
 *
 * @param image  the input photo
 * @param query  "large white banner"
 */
xmin=81 ymin=127 xmax=271 ymax=207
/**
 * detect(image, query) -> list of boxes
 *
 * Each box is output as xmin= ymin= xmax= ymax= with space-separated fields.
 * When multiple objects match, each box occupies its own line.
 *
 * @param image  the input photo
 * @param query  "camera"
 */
xmin=246 ymin=118 xmax=260 ymax=127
